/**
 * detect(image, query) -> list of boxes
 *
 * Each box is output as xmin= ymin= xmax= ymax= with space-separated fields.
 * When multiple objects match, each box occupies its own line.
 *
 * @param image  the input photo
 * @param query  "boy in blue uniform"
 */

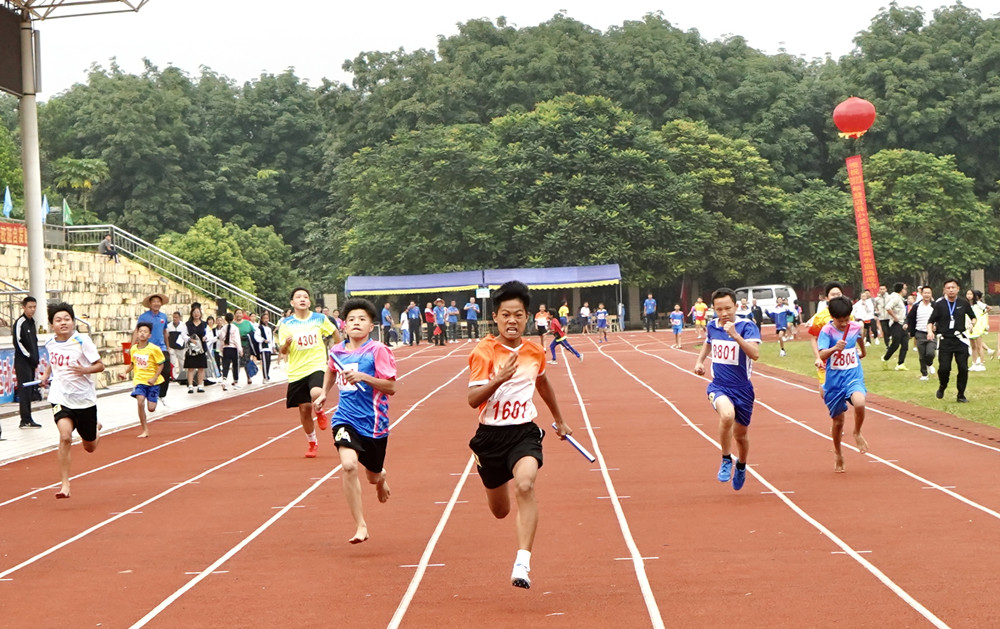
xmin=669 ymin=304 xmax=684 ymax=348
xmin=694 ymin=288 xmax=761 ymax=491
xmin=766 ymin=297 xmax=793 ymax=357
xmin=594 ymin=303 xmax=609 ymax=343
xmin=315 ymin=298 xmax=397 ymax=543
xmin=817 ymin=296 xmax=869 ymax=472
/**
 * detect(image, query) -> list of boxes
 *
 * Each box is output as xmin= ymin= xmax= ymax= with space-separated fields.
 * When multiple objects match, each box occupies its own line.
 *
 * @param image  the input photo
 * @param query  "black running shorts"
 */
xmin=469 ymin=421 xmax=544 ymax=489
xmin=286 ymin=371 xmax=325 ymax=408
xmin=52 ymin=404 xmax=99 ymax=442
xmin=332 ymin=423 xmax=388 ymax=474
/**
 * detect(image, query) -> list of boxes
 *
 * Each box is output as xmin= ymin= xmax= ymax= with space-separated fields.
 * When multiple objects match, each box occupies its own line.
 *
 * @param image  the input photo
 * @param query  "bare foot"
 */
xmin=56 ymin=483 xmax=71 ymax=499
xmin=348 ymin=527 xmax=369 ymax=544
xmin=376 ymin=470 xmax=391 ymax=503
xmin=834 ymin=453 xmax=845 ymax=473
xmin=137 ymin=431 xmax=149 ymax=439
xmin=854 ymin=434 xmax=869 ymax=453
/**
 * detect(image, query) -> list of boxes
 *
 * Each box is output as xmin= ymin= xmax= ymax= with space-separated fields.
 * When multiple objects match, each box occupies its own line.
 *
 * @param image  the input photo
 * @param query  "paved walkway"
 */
xmin=0 ymin=365 xmax=287 ymax=466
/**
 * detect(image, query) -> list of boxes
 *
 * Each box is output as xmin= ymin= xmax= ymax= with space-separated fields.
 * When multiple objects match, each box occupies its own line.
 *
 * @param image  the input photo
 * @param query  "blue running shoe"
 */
xmin=717 ymin=457 xmax=733 ymax=483
xmin=732 ymin=465 xmax=746 ymax=491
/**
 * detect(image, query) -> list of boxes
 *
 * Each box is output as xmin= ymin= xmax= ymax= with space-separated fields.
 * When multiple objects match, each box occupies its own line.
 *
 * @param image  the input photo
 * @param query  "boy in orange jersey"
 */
xmin=467 ymin=281 xmax=574 ymax=590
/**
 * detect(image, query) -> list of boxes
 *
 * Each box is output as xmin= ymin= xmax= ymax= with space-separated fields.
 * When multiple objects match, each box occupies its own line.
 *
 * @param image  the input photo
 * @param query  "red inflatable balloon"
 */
xmin=833 ymin=97 xmax=876 ymax=138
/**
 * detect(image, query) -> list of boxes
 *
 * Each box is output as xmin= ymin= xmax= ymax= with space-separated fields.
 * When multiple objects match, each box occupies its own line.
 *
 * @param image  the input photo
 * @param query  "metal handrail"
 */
xmin=63 ymin=224 xmax=282 ymax=320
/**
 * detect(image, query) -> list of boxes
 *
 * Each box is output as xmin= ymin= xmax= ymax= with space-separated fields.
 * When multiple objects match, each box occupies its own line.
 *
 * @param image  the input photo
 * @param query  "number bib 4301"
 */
xmin=711 ymin=340 xmax=740 ymax=365
xmin=830 ymin=347 xmax=859 ymax=370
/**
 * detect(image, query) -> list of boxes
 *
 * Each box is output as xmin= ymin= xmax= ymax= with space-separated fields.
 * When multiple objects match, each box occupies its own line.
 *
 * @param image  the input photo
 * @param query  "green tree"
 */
xmin=49 ymin=156 xmax=109 ymax=212
xmin=864 ymin=149 xmax=1000 ymax=285
xmin=0 ymin=123 xmax=21 ymax=200
xmin=155 ymin=216 xmax=256 ymax=292
xmin=781 ymin=181 xmax=860 ymax=286
xmin=229 ymin=224 xmax=302 ymax=306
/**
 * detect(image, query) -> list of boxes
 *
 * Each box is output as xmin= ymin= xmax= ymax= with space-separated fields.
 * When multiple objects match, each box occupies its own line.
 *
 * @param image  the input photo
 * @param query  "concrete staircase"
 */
xmin=1 ymin=244 xmax=206 ymax=386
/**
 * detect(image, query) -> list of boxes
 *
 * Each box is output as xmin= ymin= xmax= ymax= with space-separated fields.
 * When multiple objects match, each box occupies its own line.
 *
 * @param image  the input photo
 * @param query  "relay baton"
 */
xmin=551 ymin=423 xmax=596 ymax=462
xmin=330 ymin=353 xmax=367 ymax=392
xmin=22 ymin=380 xmax=41 ymax=387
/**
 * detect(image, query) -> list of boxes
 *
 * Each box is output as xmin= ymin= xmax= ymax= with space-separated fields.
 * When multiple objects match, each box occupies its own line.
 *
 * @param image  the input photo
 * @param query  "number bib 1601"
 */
xmin=711 ymin=340 xmax=740 ymax=365
xmin=830 ymin=347 xmax=858 ymax=370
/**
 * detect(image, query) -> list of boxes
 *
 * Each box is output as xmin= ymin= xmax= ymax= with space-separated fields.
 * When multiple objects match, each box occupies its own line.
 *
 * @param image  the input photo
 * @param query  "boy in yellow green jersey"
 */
xmin=122 ymin=321 xmax=166 ymax=438
xmin=278 ymin=287 xmax=341 ymax=458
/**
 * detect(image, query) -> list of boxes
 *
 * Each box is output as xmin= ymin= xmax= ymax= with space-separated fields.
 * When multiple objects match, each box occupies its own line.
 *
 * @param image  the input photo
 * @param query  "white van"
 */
xmin=734 ymin=284 xmax=799 ymax=323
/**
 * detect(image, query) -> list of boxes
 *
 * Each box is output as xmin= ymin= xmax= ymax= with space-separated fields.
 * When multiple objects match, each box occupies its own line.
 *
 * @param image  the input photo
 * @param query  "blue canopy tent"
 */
xmin=345 ymin=264 xmax=621 ymax=296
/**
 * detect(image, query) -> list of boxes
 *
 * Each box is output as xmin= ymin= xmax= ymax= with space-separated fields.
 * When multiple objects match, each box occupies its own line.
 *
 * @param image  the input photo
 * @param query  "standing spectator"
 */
xmin=218 ymin=312 xmax=242 ymax=390
xmin=332 ymin=309 xmax=345 ymax=333
xmin=381 ymin=302 xmax=394 ymax=346
xmin=98 ymin=234 xmax=120 ymax=264
xmin=874 ymin=285 xmax=889 ymax=345
xmin=643 ymin=293 xmax=657 ymax=332
xmin=464 ymin=297 xmax=481 ymax=341
xmin=204 ymin=315 xmax=219 ymax=384
xmin=967 ymin=289 xmax=989 ymax=371
xmin=579 ymin=302 xmax=592 ymax=335
xmin=165 ymin=311 xmax=186 ymax=383
xmin=906 ymin=286 xmax=937 ymax=381
xmin=447 ymin=300 xmax=461 ymax=343
xmin=255 ymin=312 xmax=275 ymax=382
xmin=135 ymin=293 xmax=171 ymax=398
xmin=534 ymin=304 xmax=550 ymax=346
xmin=424 ymin=302 xmax=436 ymax=345
xmin=405 ymin=301 xmax=422 ymax=346
xmin=852 ymin=290 xmax=877 ymax=346
xmin=211 ymin=315 xmax=226 ymax=374
xmin=928 ymin=278 xmax=976 ymax=402
xmin=751 ymin=299 xmax=764 ymax=327
xmin=558 ymin=301 xmax=570 ymax=329
xmin=233 ymin=309 xmax=258 ymax=385
xmin=14 ymin=296 xmax=42 ymax=429
xmin=183 ymin=303 xmax=209 ymax=393
xmin=433 ymin=298 xmax=448 ymax=345
xmin=881 ymin=283 xmax=908 ymax=371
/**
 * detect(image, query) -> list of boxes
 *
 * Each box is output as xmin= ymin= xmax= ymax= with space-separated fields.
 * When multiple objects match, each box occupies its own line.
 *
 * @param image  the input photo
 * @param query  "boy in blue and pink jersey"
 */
xmin=315 ymin=298 xmax=397 ymax=544
xmin=817 ymin=296 xmax=869 ymax=472
xmin=694 ymin=288 xmax=761 ymax=491
xmin=669 ymin=304 xmax=685 ymax=348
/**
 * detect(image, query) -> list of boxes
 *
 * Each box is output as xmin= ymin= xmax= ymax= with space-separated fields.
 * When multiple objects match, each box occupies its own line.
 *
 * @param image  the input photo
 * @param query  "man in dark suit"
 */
xmin=14 ymin=296 xmax=42 ymax=429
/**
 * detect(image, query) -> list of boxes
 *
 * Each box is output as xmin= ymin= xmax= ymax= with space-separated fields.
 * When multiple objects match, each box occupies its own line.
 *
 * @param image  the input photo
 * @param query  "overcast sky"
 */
xmin=28 ymin=0 xmax=1000 ymax=99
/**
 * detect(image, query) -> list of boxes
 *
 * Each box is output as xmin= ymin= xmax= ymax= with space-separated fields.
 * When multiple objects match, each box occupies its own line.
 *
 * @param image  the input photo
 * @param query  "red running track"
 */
xmin=1 ymin=332 xmax=998 ymax=628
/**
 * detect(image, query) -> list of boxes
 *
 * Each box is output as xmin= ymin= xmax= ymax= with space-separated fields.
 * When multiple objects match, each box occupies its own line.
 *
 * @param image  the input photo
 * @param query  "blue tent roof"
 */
xmin=345 ymin=264 xmax=620 ymax=296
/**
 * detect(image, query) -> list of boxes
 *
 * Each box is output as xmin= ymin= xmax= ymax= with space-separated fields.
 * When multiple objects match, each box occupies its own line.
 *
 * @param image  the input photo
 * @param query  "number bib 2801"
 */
xmin=830 ymin=347 xmax=858 ymax=370
xmin=711 ymin=340 xmax=740 ymax=365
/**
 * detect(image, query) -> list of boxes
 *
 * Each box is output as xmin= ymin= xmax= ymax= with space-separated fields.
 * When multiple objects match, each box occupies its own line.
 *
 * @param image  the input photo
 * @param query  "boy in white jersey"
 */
xmin=467 ymin=281 xmax=574 ymax=590
xmin=40 ymin=303 xmax=106 ymax=499
xmin=278 ymin=288 xmax=341 ymax=458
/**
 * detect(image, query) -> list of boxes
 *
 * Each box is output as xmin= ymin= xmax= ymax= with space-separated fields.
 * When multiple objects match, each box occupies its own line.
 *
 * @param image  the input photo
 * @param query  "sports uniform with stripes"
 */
xmin=328 ymin=339 xmax=396 ymax=473
xmin=705 ymin=319 xmax=761 ymax=427
xmin=818 ymin=321 xmax=867 ymax=418
xmin=467 ymin=336 xmax=547 ymax=489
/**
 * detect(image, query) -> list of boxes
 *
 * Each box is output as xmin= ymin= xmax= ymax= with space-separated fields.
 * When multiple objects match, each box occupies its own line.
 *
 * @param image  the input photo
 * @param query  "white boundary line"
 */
xmin=387 ymin=454 xmax=476 ymax=629
xmin=617 ymin=337 xmax=1000 ymax=522
xmin=588 ymin=338 xmax=950 ymax=629
xmin=561 ymin=348 xmax=666 ymax=629
xmin=129 ymin=366 xmax=469 ymax=628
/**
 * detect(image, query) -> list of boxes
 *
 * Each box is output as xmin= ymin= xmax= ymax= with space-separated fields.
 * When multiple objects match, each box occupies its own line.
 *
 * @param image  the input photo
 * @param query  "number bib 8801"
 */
xmin=711 ymin=340 xmax=740 ymax=365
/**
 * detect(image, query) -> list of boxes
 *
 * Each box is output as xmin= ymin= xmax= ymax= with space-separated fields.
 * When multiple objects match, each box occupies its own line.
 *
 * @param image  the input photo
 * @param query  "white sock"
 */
xmin=307 ymin=432 xmax=317 ymax=443
xmin=515 ymin=549 xmax=531 ymax=568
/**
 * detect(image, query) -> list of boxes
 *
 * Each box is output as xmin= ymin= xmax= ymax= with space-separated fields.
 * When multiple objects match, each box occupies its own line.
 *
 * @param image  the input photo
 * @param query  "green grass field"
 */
xmin=753 ymin=335 xmax=1000 ymax=429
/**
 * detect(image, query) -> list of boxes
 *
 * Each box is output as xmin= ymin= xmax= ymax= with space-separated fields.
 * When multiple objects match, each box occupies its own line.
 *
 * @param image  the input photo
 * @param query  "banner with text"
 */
xmin=845 ymin=155 xmax=880 ymax=295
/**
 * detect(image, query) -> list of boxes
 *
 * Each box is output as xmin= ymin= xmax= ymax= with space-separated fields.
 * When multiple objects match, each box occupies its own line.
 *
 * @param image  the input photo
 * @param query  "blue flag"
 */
xmin=2 ymin=186 xmax=11 ymax=218
xmin=41 ymin=194 xmax=49 ymax=224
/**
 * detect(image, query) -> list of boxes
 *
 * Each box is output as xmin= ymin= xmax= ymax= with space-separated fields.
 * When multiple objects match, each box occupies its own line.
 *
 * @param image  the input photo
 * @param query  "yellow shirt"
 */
xmin=558 ymin=305 xmax=569 ymax=319
xmin=131 ymin=343 xmax=166 ymax=385
xmin=278 ymin=312 xmax=337 ymax=382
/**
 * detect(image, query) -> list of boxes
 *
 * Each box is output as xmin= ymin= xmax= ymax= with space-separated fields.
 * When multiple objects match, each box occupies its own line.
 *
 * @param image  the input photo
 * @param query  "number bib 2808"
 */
xmin=711 ymin=340 xmax=740 ymax=365
xmin=830 ymin=348 xmax=858 ymax=370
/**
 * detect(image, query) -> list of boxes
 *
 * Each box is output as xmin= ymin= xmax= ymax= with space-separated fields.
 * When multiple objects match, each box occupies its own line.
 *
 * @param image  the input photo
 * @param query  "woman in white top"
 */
xmin=254 ymin=312 xmax=275 ymax=382
xmin=218 ymin=312 xmax=243 ymax=390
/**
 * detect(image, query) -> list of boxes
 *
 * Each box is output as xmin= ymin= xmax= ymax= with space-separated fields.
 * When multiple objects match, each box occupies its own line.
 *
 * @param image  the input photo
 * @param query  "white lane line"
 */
xmin=621 ymin=338 xmax=1000 ymax=523
xmin=0 ymin=399 xmax=284 ymax=508
xmin=399 ymin=563 xmax=445 ymax=568
xmin=386 ymin=455 xmax=475 ymax=629
xmin=133 ymin=366 xmax=470 ymax=629
xmin=562 ymin=348 xmax=666 ymax=629
xmin=593 ymin=341 xmax=951 ymax=629
xmin=0 ymin=427 xmax=299 ymax=581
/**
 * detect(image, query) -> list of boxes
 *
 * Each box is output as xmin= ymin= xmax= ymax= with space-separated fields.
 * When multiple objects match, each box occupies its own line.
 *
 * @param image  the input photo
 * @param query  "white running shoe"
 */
xmin=510 ymin=563 xmax=531 ymax=589
xmin=547 ymin=360 xmax=557 ymax=365
xmin=928 ymin=366 xmax=936 ymax=375
xmin=779 ymin=350 xmax=786 ymax=357
xmin=919 ymin=375 xmax=928 ymax=381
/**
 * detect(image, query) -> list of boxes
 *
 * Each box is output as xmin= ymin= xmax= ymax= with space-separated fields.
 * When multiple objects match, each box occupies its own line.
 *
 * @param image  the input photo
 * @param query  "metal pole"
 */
xmin=20 ymin=15 xmax=47 ymax=330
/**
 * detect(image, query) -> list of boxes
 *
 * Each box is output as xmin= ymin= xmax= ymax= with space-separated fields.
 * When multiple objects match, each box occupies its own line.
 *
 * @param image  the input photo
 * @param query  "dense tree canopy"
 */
xmin=0 ymin=3 xmax=997 ymax=299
